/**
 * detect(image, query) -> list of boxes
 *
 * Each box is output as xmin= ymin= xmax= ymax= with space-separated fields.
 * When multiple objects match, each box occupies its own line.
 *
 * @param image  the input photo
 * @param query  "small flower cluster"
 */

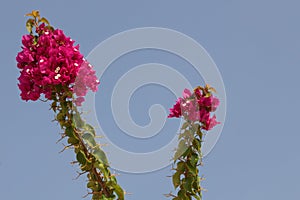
xmin=73 ymin=59 xmax=99 ymax=106
xmin=16 ymin=23 xmax=99 ymax=104
xmin=168 ymin=86 xmax=220 ymax=130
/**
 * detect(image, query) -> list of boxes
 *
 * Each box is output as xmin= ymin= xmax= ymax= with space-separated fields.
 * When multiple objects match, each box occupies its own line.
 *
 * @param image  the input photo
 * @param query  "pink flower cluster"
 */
xmin=73 ymin=59 xmax=100 ymax=106
xmin=168 ymin=88 xmax=220 ymax=130
xmin=16 ymin=24 xmax=99 ymax=104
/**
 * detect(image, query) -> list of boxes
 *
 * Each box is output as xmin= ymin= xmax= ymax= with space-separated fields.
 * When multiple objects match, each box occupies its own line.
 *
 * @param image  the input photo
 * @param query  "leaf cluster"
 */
xmin=51 ymin=85 xmax=125 ymax=200
xmin=25 ymin=10 xmax=53 ymax=34
xmin=169 ymin=122 xmax=205 ymax=200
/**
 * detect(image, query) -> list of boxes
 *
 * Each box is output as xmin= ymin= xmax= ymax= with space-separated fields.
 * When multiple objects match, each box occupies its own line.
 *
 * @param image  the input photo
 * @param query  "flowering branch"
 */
xmin=167 ymin=85 xmax=220 ymax=200
xmin=16 ymin=10 xmax=124 ymax=200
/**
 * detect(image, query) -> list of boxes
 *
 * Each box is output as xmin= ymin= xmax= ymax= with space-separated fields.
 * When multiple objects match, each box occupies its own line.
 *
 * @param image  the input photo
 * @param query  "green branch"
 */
xmin=52 ymin=86 xmax=124 ymax=200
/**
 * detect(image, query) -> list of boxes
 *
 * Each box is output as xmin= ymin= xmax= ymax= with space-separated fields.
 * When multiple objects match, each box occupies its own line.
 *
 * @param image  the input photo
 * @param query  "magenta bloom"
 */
xmin=182 ymin=88 xmax=192 ymax=98
xmin=168 ymin=87 xmax=220 ymax=131
xmin=203 ymin=115 xmax=220 ymax=130
xmin=74 ymin=96 xmax=85 ymax=107
xmin=168 ymin=98 xmax=182 ymax=118
xmin=16 ymin=24 xmax=99 ymax=103
xmin=168 ymin=89 xmax=192 ymax=118
xmin=198 ymin=96 xmax=220 ymax=112
xmin=73 ymin=59 xmax=100 ymax=104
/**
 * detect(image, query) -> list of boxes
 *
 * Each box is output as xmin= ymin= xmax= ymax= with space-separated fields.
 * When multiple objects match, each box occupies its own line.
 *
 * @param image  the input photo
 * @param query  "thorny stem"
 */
xmin=72 ymin=125 xmax=110 ymax=197
xmin=49 ymin=86 xmax=124 ymax=199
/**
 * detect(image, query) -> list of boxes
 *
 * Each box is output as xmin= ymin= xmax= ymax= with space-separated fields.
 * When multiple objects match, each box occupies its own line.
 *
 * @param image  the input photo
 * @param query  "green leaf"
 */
xmin=67 ymin=137 xmax=79 ymax=145
xmin=39 ymin=17 xmax=50 ymax=25
xmin=84 ymin=124 xmax=96 ymax=136
xmin=31 ymin=10 xmax=40 ymax=18
xmin=110 ymin=175 xmax=117 ymax=183
xmin=174 ymin=140 xmax=189 ymax=160
xmin=33 ymin=35 xmax=38 ymax=45
xmin=93 ymin=148 xmax=108 ymax=165
xmin=192 ymin=194 xmax=201 ymax=200
xmin=192 ymin=123 xmax=200 ymax=132
xmin=181 ymin=122 xmax=190 ymax=130
xmin=181 ymin=147 xmax=192 ymax=158
xmin=187 ymin=162 xmax=197 ymax=176
xmin=76 ymin=150 xmax=87 ymax=165
xmin=81 ymin=160 xmax=92 ymax=171
xmin=92 ymin=193 xmax=101 ymax=200
xmin=87 ymin=181 xmax=96 ymax=189
xmin=192 ymin=138 xmax=201 ymax=153
xmin=192 ymin=180 xmax=201 ymax=194
xmin=26 ymin=19 xmax=34 ymax=33
xmin=179 ymin=130 xmax=193 ymax=140
xmin=46 ymin=25 xmax=54 ymax=31
xmin=177 ymin=189 xmax=189 ymax=200
xmin=183 ymin=177 xmax=194 ymax=193
xmin=57 ymin=112 xmax=65 ymax=121
xmin=72 ymin=112 xmax=85 ymax=128
xmin=190 ymin=153 xmax=199 ymax=167
xmin=82 ymin=132 xmax=97 ymax=148
xmin=87 ymin=181 xmax=101 ymax=191
xmin=114 ymin=183 xmax=124 ymax=200
xmin=65 ymin=127 xmax=76 ymax=138
xmin=94 ymin=162 xmax=109 ymax=178
xmin=178 ymin=140 xmax=187 ymax=151
xmin=177 ymin=161 xmax=185 ymax=174
xmin=197 ymin=128 xmax=203 ymax=139
xmin=25 ymin=12 xmax=34 ymax=17
xmin=106 ymin=181 xmax=124 ymax=200
xmin=172 ymin=171 xmax=181 ymax=189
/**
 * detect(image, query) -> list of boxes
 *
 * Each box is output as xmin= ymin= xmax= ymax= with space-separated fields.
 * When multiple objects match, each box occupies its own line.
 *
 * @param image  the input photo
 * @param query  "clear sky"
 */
xmin=1 ymin=1 xmax=300 ymax=200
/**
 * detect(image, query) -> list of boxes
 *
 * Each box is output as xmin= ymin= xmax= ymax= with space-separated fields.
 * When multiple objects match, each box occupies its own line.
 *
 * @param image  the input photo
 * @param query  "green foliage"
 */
xmin=192 ymin=138 xmax=201 ymax=153
xmin=84 ymin=124 xmax=96 ymax=136
xmin=172 ymin=171 xmax=181 ymax=189
xmin=93 ymin=148 xmax=109 ymax=165
xmin=174 ymin=140 xmax=188 ymax=160
xmin=67 ymin=137 xmax=79 ymax=145
xmin=76 ymin=150 xmax=87 ymax=165
xmin=177 ymin=161 xmax=185 ymax=173
xmin=50 ymin=94 xmax=124 ymax=200
xmin=65 ymin=127 xmax=76 ymax=138
xmin=25 ymin=10 xmax=53 ymax=34
xmin=169 ymin=120 xmax=205 ymax=200
xmin=82 ymin=132 xmax=97 ymax=148
xmin=72 ymin=112 xmax=85 ymax=128
xmin=177 ymin=189 xmax=189 ymax=200
xmin=107 ymin=180 xmax=125 ymax=200
xmin=26 ymin=19 xmax=34 ymax=33
xmin=39 ymin=17 xmax=49 ymax=25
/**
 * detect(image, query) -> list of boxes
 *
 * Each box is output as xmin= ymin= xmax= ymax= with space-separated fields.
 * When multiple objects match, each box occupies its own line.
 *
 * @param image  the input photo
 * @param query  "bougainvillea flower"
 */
xmin=168 ymin=87 xmax=220 ymax=130
xmin=203 ymin=115 xmax=220 ymax=130
xmin=16 ymin=23 xmax=99 ymax=104
xmin=182 ymin=88 xmax=192 ymax=98
xmin=168 ymin=98 xmax=182 ymax=118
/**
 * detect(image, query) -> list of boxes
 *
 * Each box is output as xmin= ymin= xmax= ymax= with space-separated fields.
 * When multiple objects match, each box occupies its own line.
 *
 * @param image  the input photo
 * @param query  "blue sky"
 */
xmin=1 ymin=1 xmax=300 ymax=200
